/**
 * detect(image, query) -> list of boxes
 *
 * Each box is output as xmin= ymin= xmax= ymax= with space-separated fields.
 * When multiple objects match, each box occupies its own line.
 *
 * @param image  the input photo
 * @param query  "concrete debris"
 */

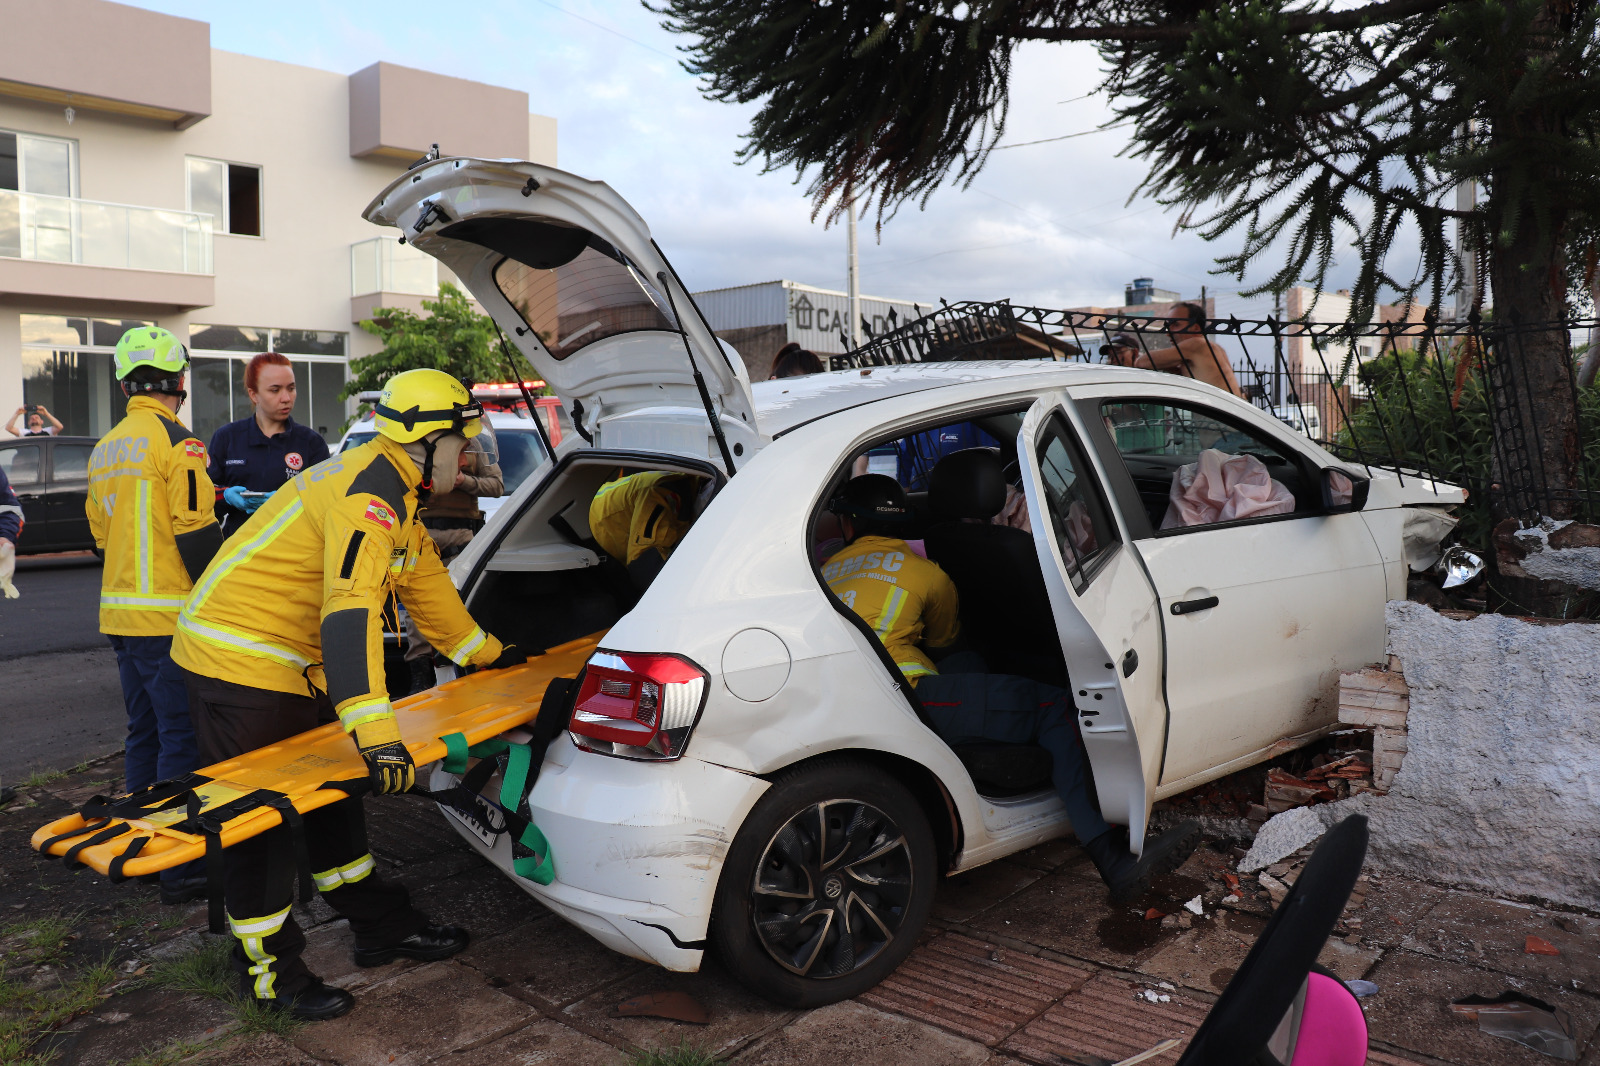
xmin=1337 ymin=664 xmax=1410 ymax=793
xmin=1345 ymin=980 xmax=1379 ymax=998
xmin=1183 ymin=895 xmax=1204 ymax=916
xmin=1504 ymin=518 xmax=1600 ymax=590
xmin=1257 ymin=873 xmax=1289 ymax=904
xmin=1239 ymin=794 xmax=1379 ymax=873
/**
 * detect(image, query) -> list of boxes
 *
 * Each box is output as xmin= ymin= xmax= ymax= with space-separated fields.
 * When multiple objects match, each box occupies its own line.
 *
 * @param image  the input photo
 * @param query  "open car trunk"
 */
xmin=363 ymin=159 xmax=763 ymax=472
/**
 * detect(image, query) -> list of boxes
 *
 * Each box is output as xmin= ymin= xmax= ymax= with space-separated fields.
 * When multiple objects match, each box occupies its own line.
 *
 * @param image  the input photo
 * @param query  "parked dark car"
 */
xmin=0 ymin=436 xmax=98 ymax=555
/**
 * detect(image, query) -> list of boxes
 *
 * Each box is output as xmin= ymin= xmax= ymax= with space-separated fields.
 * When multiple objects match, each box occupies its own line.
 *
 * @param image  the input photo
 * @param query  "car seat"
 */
xmin=923 ymin=448 xmax=1067 ymax=689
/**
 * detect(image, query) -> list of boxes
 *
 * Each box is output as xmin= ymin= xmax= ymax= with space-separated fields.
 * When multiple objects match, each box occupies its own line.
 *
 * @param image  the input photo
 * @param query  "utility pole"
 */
xmin=1454 ymin=123 xmax=1478 ymax=320
xmin=847 ymin=196 xmax=861 ymax=350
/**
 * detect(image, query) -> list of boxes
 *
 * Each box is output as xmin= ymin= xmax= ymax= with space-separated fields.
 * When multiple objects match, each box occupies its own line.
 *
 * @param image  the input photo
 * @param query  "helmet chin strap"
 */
xmin=402 ymin=435 xmax=442 ymax=502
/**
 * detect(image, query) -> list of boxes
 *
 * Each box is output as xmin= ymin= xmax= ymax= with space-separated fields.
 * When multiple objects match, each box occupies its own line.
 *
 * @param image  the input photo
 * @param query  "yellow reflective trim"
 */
xmin=184 ymin=499 xmax=304 ymax=615
xmin=136 ymin=480 xmax=151 ymax=594
xmin=337 ymin=698 xmax=392 ymax=732
xmin=227 ymin=903 xmax=291 ymax=937
xmin=896 ymin=661 xmax=935 ymax=679
xmin=314 ymin=852 xmax=376 ymax=891
xmin=874 ymin=587 xmax=909 ymax=639
xmin=443 ymin=626 xmax=487 ymax=666
xmin=176 ymin=615 xmax=311 ymax=670
xmin=100 ymin=593 xmax=187 ymax=610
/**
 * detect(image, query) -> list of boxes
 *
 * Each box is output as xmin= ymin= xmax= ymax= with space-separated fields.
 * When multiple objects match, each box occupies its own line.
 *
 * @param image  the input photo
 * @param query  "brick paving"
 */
xmin=3 ymin=761 xmax=1596 ymax=1066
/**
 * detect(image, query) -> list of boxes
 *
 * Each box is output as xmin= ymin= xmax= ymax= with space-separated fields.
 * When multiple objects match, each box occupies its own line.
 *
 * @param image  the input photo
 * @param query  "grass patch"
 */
xmin=4 ymin=913 xmax=80 ymax=967
xmin=141 ymin=937 xmax=303 ymax=1038
xmin=18 ymin=767 xmax=67 ymax=789
xmin=628 ymin=1043 xmax=720 ymax=1066
xmin=0 ymin=954 xmax=119 ymax=1065
xmin=115 ymin=1036 xmax=214 ymax=1066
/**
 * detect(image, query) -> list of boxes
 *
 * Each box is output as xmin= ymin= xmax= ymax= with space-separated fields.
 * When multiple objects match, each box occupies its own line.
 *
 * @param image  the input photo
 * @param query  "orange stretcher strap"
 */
xmin=32 ymin=633 xmax=601 ymax=880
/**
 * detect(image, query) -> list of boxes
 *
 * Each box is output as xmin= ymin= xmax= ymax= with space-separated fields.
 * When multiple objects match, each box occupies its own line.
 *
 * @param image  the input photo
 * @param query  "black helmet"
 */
xmin=830 ymin=474 xmax=913 ymax=524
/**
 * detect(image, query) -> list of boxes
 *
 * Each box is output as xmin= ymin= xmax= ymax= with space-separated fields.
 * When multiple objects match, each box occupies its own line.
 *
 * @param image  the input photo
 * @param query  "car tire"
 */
xmin=710 ymin=757 xmax=936 ymax=1008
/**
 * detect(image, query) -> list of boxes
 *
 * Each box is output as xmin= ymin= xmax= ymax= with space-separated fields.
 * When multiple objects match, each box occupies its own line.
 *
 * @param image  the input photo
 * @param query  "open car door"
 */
xmin=363 ymin=159 xmax=762 ymax=472
xmin=1015 ymin=394 xmax=1167 ymax=852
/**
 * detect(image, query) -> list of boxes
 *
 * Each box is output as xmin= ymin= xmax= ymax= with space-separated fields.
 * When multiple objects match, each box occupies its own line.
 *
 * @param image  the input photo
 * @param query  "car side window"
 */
xmin=1035 ymin=414 xmax=1118 ymax=591
xmin=1098 ymin=399 xmax=1309 ymax=534
xmin=52 ymin=443 xmax=92 ymax=482
xmin=0 ymin=444 xmax=41 ymax=486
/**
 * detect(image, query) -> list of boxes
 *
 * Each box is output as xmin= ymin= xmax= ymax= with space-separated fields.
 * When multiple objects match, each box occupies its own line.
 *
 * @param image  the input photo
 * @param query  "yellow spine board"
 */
xmin=32 ymin=634 xmax=602 ymax=879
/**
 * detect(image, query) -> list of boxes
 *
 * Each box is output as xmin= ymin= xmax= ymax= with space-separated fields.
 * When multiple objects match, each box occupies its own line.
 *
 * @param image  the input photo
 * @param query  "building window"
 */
xmin=186 ymin=157 xmax=262 ymax=237
xmin=188 ymin=326 xmax=349 ymax=445
xmin=19 ymin=315 xmax=151 ymax=438
xmin=0 ymin=130 xmax=77 ymax=197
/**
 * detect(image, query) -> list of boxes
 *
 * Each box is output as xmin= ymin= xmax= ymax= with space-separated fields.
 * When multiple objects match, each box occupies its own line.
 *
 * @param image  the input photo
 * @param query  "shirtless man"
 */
xmin=1105 ymin=303 xmax=1243 ymax=397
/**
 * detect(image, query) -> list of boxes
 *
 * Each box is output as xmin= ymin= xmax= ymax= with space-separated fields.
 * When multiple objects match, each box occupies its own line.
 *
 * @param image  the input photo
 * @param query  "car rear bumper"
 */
xmin=428 ymin=739 xmax=768 ymax=971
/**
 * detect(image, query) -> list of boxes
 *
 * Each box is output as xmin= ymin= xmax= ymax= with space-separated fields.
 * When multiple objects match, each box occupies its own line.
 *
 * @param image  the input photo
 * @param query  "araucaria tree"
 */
xmin=660 ymin=0 xmax=1600 ymax=530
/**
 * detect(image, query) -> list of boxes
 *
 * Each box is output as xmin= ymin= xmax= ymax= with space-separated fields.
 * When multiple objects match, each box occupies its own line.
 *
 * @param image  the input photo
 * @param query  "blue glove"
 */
xmin=223 ymin=485 xmax=263 ymax=513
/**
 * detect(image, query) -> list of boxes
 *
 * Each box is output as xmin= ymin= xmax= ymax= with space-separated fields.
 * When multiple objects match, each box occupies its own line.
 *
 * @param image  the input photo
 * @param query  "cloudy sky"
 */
xmin=142 ymin=0 xmax=1393 ymax=320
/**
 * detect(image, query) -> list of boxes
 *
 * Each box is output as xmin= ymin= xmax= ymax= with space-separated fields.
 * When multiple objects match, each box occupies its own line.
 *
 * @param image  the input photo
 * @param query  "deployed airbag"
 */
xmin=1162 ymin=450 xmax=1296 ymax=530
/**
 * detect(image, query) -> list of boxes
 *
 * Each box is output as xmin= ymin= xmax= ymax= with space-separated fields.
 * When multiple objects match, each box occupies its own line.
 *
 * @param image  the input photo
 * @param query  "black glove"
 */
xmin=353 ymin=718 xmax=416 ymax=795
xmin=487 ymin=643 xmax=528 ymax=670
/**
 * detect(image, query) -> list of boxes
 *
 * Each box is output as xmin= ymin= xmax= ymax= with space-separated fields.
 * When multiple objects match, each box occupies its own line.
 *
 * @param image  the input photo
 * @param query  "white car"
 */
xmin=362 ymin=159 xmax=1460 ymax=1007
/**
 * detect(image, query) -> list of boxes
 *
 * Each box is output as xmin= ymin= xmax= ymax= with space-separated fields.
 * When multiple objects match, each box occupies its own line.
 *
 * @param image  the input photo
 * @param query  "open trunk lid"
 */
xmin=363 ymin=158 xmax=761 ymax=471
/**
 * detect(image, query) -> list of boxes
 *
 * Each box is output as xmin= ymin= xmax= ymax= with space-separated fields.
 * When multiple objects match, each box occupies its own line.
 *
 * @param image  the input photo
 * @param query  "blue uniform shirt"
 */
xmin=207 ymin=415 xmax=329 ymax=536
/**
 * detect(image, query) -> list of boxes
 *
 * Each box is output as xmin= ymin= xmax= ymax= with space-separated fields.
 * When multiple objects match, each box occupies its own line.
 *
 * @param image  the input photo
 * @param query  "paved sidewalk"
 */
xmin=3 ymin=761 xmax=1596 ymax=1066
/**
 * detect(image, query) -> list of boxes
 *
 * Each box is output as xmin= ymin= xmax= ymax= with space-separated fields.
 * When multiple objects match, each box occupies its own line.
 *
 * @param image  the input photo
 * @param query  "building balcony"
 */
xmin=0 ymin=189 xmax=215 ymax=311
xmin=350 ymin=237 xmax=474 ymax=323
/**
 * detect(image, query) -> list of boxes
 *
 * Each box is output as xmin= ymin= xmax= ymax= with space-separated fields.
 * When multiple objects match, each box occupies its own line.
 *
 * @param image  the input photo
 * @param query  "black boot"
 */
xmin=158 ymin=875 xmax=209 ymax=905
xmin=353 ymin=923 xmax=469 ymax=967
xmin=250 ymin=978 xmax=354 ymax=1022
xmin=1084 ymin=821 xmax=1202 ymax=902
xmin=407 ymin=656 xmax=435 ymax=696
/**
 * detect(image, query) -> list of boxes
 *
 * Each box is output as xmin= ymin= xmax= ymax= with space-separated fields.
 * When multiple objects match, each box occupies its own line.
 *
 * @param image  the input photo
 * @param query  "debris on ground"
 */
xmin=1345 ymin=980 xmax=1379 ymax=998
xmin=613 ymin=990 xmax=710 ymax=1024
xmin=1336 ymin=660 xmax=1409 ymax=793
xmin=1525 ymin=935 xmax=1561 ymax=956
xmin=1450 ymin=992 xmax=1578 ymax=1060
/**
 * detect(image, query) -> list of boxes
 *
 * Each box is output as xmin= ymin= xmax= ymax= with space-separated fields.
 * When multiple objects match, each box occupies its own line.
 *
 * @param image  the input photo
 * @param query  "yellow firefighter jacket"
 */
xmin=170 ymin=435 xmax=503 ymax=733
xmin=589 ymin=471 xmax=692 ymax=566
xmin=822 ymin=535 xmax=961 ymax=685
xmin=87 ymin=396 xmax=222 ymax=637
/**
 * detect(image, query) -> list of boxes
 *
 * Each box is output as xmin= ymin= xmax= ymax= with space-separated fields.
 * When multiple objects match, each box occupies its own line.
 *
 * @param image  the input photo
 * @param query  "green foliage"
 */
xmin=1336 ymin=343 xmax=1600 ymax=546
xmin=628 ymin=1042 xmax=720 ymax=1066
xmin=0 ymin=953 xmax=119 ymax=1065
xmin=346 ymin=283 xmax=535 ymax=405
xmin=141 ymin=936 xmax=304 ymax=1038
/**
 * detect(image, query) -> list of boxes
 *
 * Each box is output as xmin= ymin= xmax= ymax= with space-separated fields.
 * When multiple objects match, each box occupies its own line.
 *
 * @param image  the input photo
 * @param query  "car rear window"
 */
xmin=494 ymin=241 xmax=678 ymax=361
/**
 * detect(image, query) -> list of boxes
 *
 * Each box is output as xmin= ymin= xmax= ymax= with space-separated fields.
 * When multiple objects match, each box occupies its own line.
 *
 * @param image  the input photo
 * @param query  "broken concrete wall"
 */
xmin=1245 ymin=601 xmax=1600 ymax=909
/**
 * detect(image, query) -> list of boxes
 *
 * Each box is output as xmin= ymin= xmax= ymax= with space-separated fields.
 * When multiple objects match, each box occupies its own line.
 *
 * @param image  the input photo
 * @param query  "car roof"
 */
xmin=752 ymin=360 xmax=1131 ymax=436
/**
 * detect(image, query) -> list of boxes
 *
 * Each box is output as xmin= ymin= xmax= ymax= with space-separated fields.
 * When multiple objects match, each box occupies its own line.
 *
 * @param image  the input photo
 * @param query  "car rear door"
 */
xmin=362 ymin=159 xmax=762 ymax=471
xmin=1076 ymin=385 xmax=1387 ymax=792
xmin=1014 ymin=394 xmax=1167 ymax=851
xmin=0 ymin=441 xmax=46 ymax=552
xmin=44 ymin=440 xmax=93 ymax=548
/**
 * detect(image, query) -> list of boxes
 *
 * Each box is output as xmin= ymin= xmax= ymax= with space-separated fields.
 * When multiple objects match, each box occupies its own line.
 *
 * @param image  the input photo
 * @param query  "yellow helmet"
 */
xmin=373 ymin=369 xmax=484 ymax=444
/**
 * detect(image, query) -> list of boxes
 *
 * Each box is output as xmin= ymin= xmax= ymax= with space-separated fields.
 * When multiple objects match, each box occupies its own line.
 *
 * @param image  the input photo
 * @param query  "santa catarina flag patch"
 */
xmin=364 ymin=499 xmax=396 ymax=531
xmin=184 ymin=440 xmax=206 ymax=460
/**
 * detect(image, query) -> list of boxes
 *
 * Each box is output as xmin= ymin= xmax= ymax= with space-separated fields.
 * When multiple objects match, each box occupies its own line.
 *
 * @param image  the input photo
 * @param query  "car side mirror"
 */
xmin=1321 ymin=468 xmax=1370 ymax=513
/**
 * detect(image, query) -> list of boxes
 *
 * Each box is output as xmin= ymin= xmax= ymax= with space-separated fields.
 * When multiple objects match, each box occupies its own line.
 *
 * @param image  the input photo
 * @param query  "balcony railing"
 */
xmin=0 ymin=189 xmax=213 ymax=274
xmin=351 ymin=236 xmax=438 ymax=297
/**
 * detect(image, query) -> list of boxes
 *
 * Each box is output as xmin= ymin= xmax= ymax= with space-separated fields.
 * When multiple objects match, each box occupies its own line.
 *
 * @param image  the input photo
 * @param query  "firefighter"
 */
xmin=170 ymin=368 xmax=523 ymax=1021
xmin=88 ymin=327 xmax=223 ymax=904
xmin=824 ymin=474 xmax=1198 ymax=901
xmin=588 ymin=470 xmax=705 ymax=590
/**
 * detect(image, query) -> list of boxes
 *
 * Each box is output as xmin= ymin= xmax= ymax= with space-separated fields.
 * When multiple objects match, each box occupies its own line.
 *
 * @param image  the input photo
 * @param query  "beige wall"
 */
xmin=0 ymin=48 xmax=558 ymax=430
xmin=350 ymin=62 xmax=531 ymax=161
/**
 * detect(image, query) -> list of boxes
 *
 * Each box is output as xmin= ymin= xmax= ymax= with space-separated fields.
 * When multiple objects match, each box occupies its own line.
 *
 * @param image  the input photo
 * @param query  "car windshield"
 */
xmin=341 ymin=428 xmax=546 ymax=496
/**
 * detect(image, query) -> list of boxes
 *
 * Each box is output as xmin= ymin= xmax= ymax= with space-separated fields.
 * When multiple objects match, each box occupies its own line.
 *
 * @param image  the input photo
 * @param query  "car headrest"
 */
xmin=930 ymin=448 xmax=1007 ymax=520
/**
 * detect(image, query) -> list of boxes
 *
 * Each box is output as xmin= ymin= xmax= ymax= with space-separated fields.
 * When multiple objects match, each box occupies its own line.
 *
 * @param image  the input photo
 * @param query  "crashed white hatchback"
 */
xmin=363 ymin=159 xmax=1460 ymax=1007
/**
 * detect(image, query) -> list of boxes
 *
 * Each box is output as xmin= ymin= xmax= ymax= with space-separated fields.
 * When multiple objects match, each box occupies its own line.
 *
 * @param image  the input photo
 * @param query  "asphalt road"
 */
xmin=0 ymin=552 xmax=127 ymax=783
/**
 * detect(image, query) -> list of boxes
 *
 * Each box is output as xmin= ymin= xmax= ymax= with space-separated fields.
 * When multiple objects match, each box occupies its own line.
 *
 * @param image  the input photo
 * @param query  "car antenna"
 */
xmin=490 ymin=318 xmax=556 ymax=459
xmin=653 ymin=264 xmax=738 ymax=476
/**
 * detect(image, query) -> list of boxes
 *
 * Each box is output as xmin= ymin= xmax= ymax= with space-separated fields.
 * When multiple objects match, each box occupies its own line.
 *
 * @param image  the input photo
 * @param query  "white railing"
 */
xmin=350 ymin=236 xmax=438 ymax=297
xmin=0 ymin=188 xmax=213 ymax=274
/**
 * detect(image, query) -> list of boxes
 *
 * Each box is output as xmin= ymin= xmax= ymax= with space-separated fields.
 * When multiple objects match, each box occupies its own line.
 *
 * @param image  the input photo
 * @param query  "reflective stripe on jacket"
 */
xmin=87 ymin=396 xmax=221 ymax=636
xmin=822 ymin=535 xmax=961 ymax=685
xmin=588 ymin=471 xmax=690 ymax=566
xmin=170 ymin=435 xmax=502 ymax=728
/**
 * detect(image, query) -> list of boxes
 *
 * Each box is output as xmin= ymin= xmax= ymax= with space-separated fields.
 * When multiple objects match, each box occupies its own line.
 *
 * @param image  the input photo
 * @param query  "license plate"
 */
xmin=440 ymin=793 xmax=504 ymax=849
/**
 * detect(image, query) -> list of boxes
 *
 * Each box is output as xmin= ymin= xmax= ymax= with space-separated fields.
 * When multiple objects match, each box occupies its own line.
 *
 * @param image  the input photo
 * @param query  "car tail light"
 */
xmin=568 ymin=650 xmax=708 ymax=761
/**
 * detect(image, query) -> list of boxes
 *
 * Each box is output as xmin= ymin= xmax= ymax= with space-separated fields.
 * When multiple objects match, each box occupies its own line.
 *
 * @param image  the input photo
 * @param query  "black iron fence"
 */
xmin=835 ymin=301 xmax=1600 ymax=547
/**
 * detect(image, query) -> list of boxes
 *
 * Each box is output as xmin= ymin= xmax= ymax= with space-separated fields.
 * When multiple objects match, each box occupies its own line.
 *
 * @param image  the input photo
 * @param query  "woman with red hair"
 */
xmin=207 ymin=352 xmax=330 ymax=537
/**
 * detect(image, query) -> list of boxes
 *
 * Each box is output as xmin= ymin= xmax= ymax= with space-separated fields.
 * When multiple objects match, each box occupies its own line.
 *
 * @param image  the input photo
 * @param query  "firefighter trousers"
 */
xmin=181 ymin=670 xmax=427 ymax=1000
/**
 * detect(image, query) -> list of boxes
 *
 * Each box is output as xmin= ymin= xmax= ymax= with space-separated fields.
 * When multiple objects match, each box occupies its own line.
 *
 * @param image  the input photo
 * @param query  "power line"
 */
xmin=531 ymin=0 xmax=676 ymax=58
xmin=992 ymin=121 xmax=1133 ymax=150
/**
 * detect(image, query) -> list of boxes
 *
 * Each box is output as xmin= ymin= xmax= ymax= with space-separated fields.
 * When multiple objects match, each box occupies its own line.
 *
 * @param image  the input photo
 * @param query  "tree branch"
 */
xmin=1009 ymin=0 xmax=1453 ymax=42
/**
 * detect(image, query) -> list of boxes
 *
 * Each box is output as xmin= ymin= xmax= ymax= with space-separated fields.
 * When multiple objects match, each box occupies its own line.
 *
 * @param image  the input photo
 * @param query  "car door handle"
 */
xmin=1171 ymin=595 xmax=1219 ymax=616
xmin=1121 ymin=648 xmax=1138 ymax=677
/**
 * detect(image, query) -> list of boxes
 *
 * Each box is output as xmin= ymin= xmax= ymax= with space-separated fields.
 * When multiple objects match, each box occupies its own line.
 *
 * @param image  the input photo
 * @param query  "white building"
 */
xmin=0 ymin=0 xmax=556 ymax=446
xmin=692 ymin=280 xmax=932 ymax=379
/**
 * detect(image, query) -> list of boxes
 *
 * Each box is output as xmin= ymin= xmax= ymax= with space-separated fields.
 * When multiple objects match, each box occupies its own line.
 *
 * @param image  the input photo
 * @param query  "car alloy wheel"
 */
xmin=751 ymin=798 xmax=914 ymax=978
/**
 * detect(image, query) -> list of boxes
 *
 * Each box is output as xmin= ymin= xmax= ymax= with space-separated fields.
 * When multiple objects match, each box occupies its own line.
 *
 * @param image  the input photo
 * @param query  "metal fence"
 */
xmin=835 ymin=301 xmax=1600 ymax=540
